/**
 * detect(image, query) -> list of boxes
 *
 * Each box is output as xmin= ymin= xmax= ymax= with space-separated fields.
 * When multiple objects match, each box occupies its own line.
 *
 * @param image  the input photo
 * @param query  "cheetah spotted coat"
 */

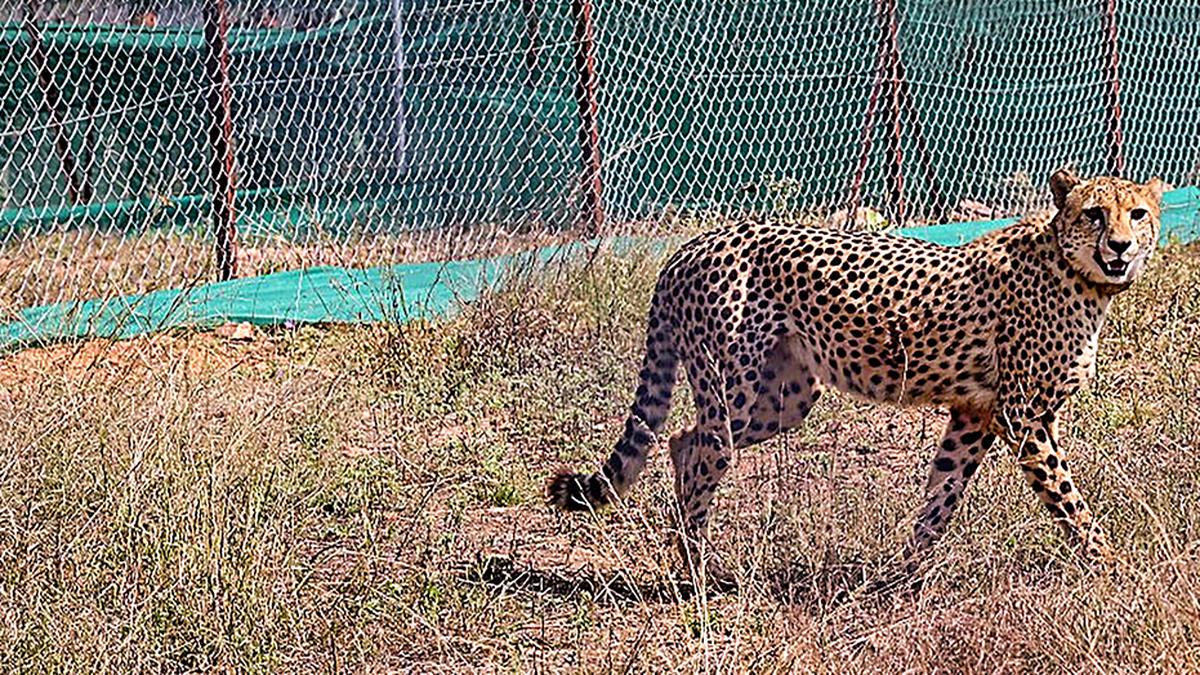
xmin=549 ymin=171 xmax=1164 ymax=582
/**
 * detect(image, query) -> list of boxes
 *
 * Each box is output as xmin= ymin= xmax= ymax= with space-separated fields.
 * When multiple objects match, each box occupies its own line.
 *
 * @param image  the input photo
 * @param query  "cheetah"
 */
xmin=548 ymin=170 xmax=1164 ymax=584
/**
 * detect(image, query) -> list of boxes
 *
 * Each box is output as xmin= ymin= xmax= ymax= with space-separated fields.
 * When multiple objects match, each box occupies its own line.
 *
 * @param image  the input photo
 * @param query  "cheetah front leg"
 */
xmin=1006 ymin=412 xmax=1113 ymax=560
xmin=903 ymin=408 xmax=996 ymax=571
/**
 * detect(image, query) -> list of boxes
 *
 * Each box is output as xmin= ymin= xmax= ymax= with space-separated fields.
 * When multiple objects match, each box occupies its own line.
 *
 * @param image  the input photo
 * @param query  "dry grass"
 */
xmin=2 ymin=240 xmax=1200 ymax=672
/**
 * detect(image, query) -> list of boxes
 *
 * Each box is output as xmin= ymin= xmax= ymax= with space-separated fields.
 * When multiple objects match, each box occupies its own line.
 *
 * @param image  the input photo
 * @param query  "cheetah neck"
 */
xmin=987 ymin=217 xmax=1116 ymax=342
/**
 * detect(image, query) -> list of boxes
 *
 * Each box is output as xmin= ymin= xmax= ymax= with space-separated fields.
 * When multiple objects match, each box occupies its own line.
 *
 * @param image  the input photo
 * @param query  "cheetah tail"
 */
xmin=547 ymin=317 xmax=678 ymax=512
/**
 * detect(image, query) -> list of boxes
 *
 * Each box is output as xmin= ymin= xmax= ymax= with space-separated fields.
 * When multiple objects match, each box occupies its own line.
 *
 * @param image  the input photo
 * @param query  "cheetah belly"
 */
xmin=788 ymin=318 xmax=999 ymax=412
xmin=669 ymin=224 xmax=1001 ymax=415
xmin=764 ymin=233 xmax=999 ymax=412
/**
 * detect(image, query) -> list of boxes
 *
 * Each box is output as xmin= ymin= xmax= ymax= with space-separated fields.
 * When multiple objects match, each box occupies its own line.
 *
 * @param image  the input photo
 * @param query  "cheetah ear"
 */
xmin=1144 ymin=177 xmax=1165 ymax=203
xmin=1049 ymin=168 xmax=1081 ymax=211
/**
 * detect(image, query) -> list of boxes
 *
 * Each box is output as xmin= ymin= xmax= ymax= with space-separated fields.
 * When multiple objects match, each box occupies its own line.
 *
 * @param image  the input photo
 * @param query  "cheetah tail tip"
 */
xmin=546 ymin=470 xmax=598 ymax=512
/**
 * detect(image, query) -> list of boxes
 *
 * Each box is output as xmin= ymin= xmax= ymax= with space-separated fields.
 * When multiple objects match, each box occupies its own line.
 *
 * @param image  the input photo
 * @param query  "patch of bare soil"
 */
xmin=0 ymin=323 xmax=276 ymax=393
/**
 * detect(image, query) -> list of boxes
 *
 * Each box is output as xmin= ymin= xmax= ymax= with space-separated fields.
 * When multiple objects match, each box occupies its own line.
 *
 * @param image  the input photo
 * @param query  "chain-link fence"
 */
xmin=2 ymin=0 xmax=1199 ymax=316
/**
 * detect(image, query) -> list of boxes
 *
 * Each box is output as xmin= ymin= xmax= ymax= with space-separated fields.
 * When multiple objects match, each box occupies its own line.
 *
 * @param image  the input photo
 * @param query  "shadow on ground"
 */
xmin=462 ymin=553 xmax=919 ymax=609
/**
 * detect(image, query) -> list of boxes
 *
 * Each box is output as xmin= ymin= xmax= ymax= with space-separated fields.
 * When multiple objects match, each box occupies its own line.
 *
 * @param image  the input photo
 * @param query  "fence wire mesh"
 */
xmin=1 ymin=0 xmax=1199 ymax=317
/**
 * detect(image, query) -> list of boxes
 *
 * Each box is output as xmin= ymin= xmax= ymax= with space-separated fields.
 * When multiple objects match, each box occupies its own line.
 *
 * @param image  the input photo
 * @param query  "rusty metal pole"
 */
xmin=24 ymin=17 xmax=85 ymax=205
xmin=523 ymin=0 xmax=540 ymax=85
xmin=204 ymin=0 xmax=238 ymax=281
xmin=571 ymin=0 xmax=603 ymax=235
xmin=895 ymin=50 xmax=943 ymax=221
xmin=1102 ymin=0 xmax=1124 ymax=177
xmin=848 ymin=0 xmax=889 ymax=217
xmin=883 ymin=0 xmax=906 ymax=226
xmin=391 ymin=0 xmax=409 ymax=175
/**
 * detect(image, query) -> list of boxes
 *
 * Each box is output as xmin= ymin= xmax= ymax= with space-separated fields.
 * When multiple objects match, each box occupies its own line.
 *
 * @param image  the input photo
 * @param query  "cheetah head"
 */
xmin=1050 ymin=169 xmax=1164 ymax=288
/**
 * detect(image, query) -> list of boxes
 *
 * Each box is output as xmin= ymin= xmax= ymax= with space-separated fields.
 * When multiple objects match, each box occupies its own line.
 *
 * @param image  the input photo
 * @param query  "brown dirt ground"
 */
xmin=0 ymin=325 xmax=277 ymax=393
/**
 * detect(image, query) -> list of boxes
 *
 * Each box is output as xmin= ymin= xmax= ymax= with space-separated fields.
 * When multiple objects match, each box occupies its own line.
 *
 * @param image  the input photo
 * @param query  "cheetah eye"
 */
xmin=1083 ymin=207 xmax=1105 ymax=224
xmin=1131 ymin=208 xmax=1148 ymax=220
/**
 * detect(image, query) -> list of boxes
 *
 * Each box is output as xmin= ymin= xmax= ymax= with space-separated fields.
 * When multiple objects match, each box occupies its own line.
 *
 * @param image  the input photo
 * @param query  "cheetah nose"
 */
xmin=1107 ymin=239 xmax=1132 ymax=255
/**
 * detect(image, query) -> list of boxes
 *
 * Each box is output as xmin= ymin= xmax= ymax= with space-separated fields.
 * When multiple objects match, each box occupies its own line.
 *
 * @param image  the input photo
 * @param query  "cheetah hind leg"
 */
xmin=669 ymin=337 xmax=821 ymax=591
xmin=669 ymin=426 xmax=737 ymax=592
xmin=735 ymin=336 xmax=823 ymax=448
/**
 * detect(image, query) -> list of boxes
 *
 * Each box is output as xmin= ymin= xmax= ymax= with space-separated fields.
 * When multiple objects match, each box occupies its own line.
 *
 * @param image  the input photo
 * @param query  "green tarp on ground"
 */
xmin=2 ymin=186 xmax=1198 ymax=352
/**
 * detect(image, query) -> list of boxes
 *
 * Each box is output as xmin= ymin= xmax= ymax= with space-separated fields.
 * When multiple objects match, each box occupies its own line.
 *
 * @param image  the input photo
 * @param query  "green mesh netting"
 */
xmin=1 ymin=2 xmax=1198 ymax=319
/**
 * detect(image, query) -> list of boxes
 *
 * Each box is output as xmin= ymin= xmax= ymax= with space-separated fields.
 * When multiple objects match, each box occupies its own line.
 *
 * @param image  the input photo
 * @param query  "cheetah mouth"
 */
xmin=1092 ymin=251 xmax=1129 ymax=278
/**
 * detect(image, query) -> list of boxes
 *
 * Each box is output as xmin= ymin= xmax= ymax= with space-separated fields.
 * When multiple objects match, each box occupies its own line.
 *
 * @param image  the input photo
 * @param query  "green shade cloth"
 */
xmin=3 ymin=186 xmax=1197 ymax=352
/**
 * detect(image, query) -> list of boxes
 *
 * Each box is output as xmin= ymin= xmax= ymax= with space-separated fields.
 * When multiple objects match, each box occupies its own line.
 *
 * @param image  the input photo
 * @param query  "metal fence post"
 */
xmin=1102 ymin=0 xmax=1125 ymax=177
xmin=24 ymin=15 xmax=88 ymax=205
xmin=391 ymin=0 xmax=409 ymax=176
xmin=847 ymin=0 xmax=888 ymax=219
xmin=523 ymin=0 xmax=540 ymax=84
xmin=883 ymin=0 xmax=907 ymax=226
xmin=571 ymin=0 xmax=604 ymax=235
xmin=204 ymin=0 xmax=238 ymax=281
